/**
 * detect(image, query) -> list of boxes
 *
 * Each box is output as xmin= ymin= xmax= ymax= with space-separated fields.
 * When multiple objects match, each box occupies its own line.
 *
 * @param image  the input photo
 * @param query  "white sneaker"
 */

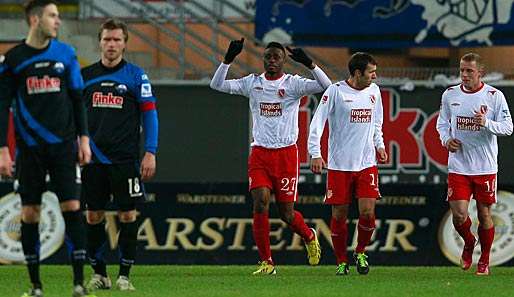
xmin=86 ymin=274 xmax=112 ymax=291
xmin=115 ymin=276 xmax=135 ymax=291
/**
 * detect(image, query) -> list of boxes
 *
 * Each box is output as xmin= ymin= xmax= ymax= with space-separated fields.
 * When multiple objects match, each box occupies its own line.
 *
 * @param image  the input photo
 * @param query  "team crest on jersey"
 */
xmin=370 ymin=95 xmax=376 ymax=104
xmin=26 ymin=75 xmax=61 ymax=94
xmin=322 ymin=95 xmax=328 ymax=104
xmin=53 ymin=62 xmax=64 ymax=74
xmin=480 ymin=105 xmax=488 ymax=114
xmin=141 ymin=83 xmax=153 ymax=98
xmin=92 ymin=92 xmax=124 ymax=109
xmin=278 ymin=88 xmax=285 ymax=98
xmin=116 ymin=84 xmax=128 ymax=94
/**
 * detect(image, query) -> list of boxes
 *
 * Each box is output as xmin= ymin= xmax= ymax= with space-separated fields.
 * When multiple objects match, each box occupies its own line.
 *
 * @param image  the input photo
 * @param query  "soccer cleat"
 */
xmin=86 ymin=274 xmax=112 ymax=291
xmin=252 ymin=261 xmax=277 ymax=275
xmin=72 ymin=285 xmax=96 ymax=297
xmin=21 ymin=288 xmax=43 ymax=297
xmin=335 ymin=262 xmax=349 ymax=276
xmin=460 ymin=236 xmax=477 ymax=270
xmin=475 ymin=262 xmax=490 ymax=276
xmin=116 ymin=276 xmax=136 ymax=291
xmin=304 ymin=228 xmax=321 ymax=266
xmin=354 ymin=252 xmax=370 ymax=275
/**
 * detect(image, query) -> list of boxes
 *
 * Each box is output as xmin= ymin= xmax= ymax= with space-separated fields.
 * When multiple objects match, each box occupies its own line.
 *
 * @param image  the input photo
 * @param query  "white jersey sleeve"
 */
xmin=290 ymin=66 xmax=331 ymax=98
xmin=484 ymin=90 xmax=513 ymax=136
xmin=308 ymin=85 xmax=334 ymax=158
xmin=373 ymin=90 xmax=385 ymax=149
xmin=436 ymin=89 xmax=452 ymax=147
xmin=209 ymin=63 xmax=252 ymax=97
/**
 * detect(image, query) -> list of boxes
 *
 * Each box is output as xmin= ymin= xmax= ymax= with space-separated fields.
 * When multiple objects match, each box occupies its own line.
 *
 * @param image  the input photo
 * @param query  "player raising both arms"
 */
xmin=210 ymin=38 xmax=331 ymax=275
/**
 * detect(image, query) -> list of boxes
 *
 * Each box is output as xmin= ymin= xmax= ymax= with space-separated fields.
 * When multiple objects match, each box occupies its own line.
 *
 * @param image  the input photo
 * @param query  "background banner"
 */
xmin=255 ymin=0 xmax=514 ymax=48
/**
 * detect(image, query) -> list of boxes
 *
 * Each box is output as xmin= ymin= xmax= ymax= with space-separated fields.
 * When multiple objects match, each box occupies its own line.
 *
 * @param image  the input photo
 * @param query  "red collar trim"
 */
xmin=264 ymin=72 xmax=285 ymax=81
xmin=460 ymin=82 xmax=484 ymax=94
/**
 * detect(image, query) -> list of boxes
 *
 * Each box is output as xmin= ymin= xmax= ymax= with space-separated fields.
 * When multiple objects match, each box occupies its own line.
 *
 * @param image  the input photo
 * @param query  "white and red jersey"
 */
xmin=308 ymin=80 xmax=385 ymax=171
xmin=436 ymin=83 xmax=513 ymax=175
xmin=210 ymin=63 xmax=331 ymax=148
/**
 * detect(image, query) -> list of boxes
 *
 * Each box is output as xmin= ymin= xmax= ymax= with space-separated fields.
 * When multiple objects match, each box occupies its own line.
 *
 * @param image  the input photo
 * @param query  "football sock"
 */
xmin=454 ymin=216 xmax=475 ymax=246
xmin=288 ymin=211 xmax=315 ymax=242
xmin=21 ymin=221 xmax=41 ymax=288
xmin=356 ymin=215 xmax=376 ymax=254
xmin=63 ymin=211 xmax=86 ymax=286
xmin=87 ymin=220 xmax=108 ymax=277
xmin=478 ymin=226 xmax=495 ymax=264
xmin=118 ymin=221 xmax=137 ymax=278
xmin=330 ymin=217 xmax=348 ymax=264
xmin=252 ymin=212 xmax=273 ymax=264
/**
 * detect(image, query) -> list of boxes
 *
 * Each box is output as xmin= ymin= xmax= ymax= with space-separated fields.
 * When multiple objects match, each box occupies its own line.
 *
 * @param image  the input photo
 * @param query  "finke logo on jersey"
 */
xmin=350 ymin=108 xmax=372 ymax=123
xmin=260 ymin=102 xmax=282 ymax=117
xmin=26 ymin=75 xmax=61 ymax=94
xmin=92 ymin=92 xmax=124 ymax=109
xmin=141 ymin=83 xmax=152 ymax=98
xmin=278 ymin=88 xmax=285 ymax=98
xmin=456 ymin=116 xmax=480 ymax=131
xmin=480 ymin=105 xmax=488 ymax=114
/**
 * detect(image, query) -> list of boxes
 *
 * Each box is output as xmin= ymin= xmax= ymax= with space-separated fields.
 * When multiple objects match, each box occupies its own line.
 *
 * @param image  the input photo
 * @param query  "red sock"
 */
xmin=454 ymin=217 xmax=476 ymax=246
xmin=355 ymin=215 xmax=375 ymax=253
xmin=330 ymin=217 xmax=348 ymax=264
xmin=478 ymin=226 xmax=494 ymax=264
xmin=288 ymin=211 xmax=314 ymax=242
xmin=252 ymin=213 xmax=272 ymax=264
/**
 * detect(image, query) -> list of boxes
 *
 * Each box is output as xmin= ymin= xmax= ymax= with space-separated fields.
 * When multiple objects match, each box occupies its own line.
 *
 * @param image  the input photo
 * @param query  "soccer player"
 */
xmin=436 ymin=53 xmax=513 ymax=276
xmin=81 ymin=19 xmax=158 ymax=291
xmin=308 ymin=52 xmax=387 ymax=276
xmin=0 ymin=1 xmax=92 ymax=296
xmin=210 ymin=38 xmax=330 ymax=275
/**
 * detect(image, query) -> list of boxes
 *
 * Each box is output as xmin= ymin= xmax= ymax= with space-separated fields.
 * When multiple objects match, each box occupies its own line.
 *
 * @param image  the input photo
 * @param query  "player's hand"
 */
xmin=141 ymin=152 xmax=156 ymax=181
xmin=78 ymin=136 xmax=91 ymax=165
xmin=474 ymin=111 xmax=486 ymax=126
xmin=377 ymin=147 xmax=388 ymax=163
xmin=0 ymin=146 xmax=13 ymax=177
xmin=286 ymin=46 xmax=314 ymax=69
xmin=224 ymin=38 xmax=244 ymax=64
xmin=310 ymin=157 xmax=326 ymax=174
xmin=446 ymin=138 xmax=462 ymax=153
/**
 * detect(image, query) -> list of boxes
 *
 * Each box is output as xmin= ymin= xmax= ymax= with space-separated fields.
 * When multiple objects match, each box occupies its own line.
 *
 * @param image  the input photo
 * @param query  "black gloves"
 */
xmin=286 ymin=46 xmax=313 ymax=68
xmin=224 ymin=38 xmax=245 ymax=64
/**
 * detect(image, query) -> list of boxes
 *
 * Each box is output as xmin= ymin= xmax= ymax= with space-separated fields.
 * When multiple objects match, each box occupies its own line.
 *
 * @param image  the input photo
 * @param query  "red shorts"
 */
xmin=248 ymin=144 xmax=299 ymax=202
xmin=325 ymin=166 xmax=380 ymax=205
xmin=447 ymin=173 xmax=497 ymax=204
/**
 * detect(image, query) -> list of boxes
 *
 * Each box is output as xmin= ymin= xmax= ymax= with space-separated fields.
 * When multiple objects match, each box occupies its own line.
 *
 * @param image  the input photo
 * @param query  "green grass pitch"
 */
xmin=1 ymin=265 xmax=514 ymax=297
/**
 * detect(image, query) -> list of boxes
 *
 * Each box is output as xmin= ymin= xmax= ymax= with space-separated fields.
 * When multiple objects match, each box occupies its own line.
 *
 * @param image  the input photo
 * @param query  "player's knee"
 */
xmin=87 ymin=211 xmax=105 ymax=224
xmin=60 ymin=200 xmax=80 ymax=212
xmin=252 ymin=197 xmax=269 ymax=213
xmin=22 ymin=206 xmax=41 ymax=223
xmin=452 ymin=212 xmax=467 ymax=225
xmin=359 ymin=208 xmax=375 ymax=219
xmin=118 ymin=210 xmax=136 ymax=223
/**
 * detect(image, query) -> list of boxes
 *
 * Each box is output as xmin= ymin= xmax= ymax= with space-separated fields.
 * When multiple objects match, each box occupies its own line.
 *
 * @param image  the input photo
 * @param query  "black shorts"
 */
xmin=81 ymin=163 xmax=144 ymax=212
xmin=16 ymin=141 xmax=79 ymax=206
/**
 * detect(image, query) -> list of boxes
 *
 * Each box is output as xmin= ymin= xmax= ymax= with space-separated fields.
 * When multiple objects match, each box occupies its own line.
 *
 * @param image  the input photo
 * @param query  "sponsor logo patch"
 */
xmin=260 ymin=102 xmax=282 ymax=117
xmin=26 ymin=75 xmax=61 ymax=94
xmin=92 ymin=92 xmax=124 ymax=109
xmin=456 ymin=116 xmax=480 ymax=131
xmin=141 ymin=83 xmax=153 ymax=98
xmin=350 ymin=108 xmax=372 ymax=123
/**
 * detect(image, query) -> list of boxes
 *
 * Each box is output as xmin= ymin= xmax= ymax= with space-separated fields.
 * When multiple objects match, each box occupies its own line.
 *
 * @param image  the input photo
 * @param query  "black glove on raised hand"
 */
xmin=286 ymin=46 xmax=313 ymax=68
xmin=224 ymin=38 xmax=245 ymax=64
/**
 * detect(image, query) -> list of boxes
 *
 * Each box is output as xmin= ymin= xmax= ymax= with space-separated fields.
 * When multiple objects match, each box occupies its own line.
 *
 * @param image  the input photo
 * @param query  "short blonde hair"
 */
xmin=460 ymin=53 xmax=484 ymax=70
